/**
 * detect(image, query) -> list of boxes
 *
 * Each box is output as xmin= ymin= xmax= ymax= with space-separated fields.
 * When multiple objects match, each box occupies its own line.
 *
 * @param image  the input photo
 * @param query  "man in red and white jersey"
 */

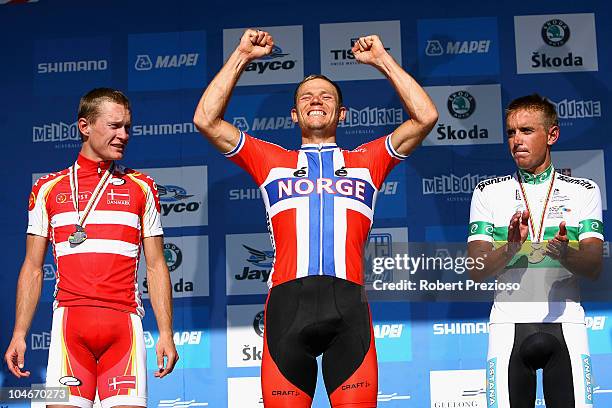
xmin=194 ymin=30 xmax=438 ymax=407
xmin=4 ymin=88 xmax=178 ymax=408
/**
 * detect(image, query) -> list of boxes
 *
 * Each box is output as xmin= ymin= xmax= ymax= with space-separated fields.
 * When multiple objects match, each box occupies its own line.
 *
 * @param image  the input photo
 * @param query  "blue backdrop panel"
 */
xmin=1 ymin=1 xmax=611 ymax=407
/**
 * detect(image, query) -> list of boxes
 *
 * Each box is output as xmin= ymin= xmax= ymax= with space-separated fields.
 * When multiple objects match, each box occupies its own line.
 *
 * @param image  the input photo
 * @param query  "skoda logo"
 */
xmin=541 ymin=19 xmax=570 ymax=47
xmin=447 ymin=91 xmax=476 ymax=119
xmin=163 ymin=243 xmax=183 ymax=272
xmin=253 ymin=311 xmax=265 ymax=337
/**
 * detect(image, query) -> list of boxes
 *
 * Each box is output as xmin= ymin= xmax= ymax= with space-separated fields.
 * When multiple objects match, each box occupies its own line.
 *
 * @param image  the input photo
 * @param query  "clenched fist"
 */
xmin=237 ymin=29 xmax=274 ymax=61
xmin=351 ymin=35 xmax=390 ymax=67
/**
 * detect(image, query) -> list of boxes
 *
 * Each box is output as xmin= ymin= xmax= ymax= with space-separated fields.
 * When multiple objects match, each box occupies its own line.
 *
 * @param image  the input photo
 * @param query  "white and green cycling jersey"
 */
xmin=468 ymin=164 xmax=604 ymax=323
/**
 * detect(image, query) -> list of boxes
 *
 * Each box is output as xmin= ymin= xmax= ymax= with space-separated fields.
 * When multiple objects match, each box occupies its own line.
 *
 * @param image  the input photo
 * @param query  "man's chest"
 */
xmin=47 ymin=177 xmax=142 ymax=221
xmin=490 ymin=183 xmax=582 ymax=238
xmin=261 ymin=150 xmax=377 ymax=210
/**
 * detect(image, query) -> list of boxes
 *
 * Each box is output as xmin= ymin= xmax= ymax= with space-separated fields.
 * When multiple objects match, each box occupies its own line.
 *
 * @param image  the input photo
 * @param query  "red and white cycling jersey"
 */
xmin=226 ymin=131 xmax=405 ymax=287
xmin=27 ymin=154 xmax=163 ymax=316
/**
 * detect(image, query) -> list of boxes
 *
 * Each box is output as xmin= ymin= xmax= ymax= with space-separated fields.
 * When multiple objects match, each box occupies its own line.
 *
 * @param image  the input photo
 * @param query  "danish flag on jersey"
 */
xmin=27 ymin=154 xmax=163 ymax=317
xmin=108 ymin=375 xmax=137 ymax=391
xmin=226 ymin=131 xmax=406 ymax=287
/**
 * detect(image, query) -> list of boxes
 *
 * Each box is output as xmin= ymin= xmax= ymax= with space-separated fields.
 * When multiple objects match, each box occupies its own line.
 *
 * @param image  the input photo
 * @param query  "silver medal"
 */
xmin=68 ymin=224 xmax=87 ymax=245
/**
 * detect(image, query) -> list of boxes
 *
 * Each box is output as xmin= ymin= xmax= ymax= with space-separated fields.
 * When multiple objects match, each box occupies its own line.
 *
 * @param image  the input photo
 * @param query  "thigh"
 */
xmin=322 ymin=309 xmax=377 ymax=408
xmin=45 ymin=307 xmax=96 ymax=408
xmin=261 ymin=283 xmax=316 ymax=408
xmin=487 ymin=323 xmax=537 ymax=408
xmin=96 ymin=311 xmax=147 ymax=408
xmin=542 ymin=323 xmax=592 ymax=408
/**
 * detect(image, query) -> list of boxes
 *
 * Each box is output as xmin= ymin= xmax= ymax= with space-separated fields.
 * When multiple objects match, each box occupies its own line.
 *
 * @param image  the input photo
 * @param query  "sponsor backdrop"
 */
xmin=1 ymin=1 xmax=611 ymax=408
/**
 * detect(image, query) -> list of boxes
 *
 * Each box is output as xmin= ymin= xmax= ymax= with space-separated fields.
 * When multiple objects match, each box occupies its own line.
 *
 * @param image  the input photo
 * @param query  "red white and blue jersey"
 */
xmin=226 ymin=131 xmax=406 ymax=287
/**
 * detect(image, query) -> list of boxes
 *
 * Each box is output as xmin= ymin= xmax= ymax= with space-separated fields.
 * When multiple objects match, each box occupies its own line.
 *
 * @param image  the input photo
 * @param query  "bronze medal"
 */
xmin=528 ymin=242 xmax=546 ymax=264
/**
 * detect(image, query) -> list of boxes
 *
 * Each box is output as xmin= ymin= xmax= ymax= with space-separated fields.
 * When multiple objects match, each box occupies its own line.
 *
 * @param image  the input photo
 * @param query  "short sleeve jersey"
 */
xmin=225 ymin=131 xmax=406 ymax=287
xmin=27 ymin=154 xmax=163 ymax=317
xmin=468 ymin=165 xmax=604 ymax=323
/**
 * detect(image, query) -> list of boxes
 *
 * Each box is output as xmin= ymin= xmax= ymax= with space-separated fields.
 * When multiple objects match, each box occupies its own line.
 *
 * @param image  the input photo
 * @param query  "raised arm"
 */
xmin=193 ymin=29 xmax=274 ymax=153
xmin=352 ymin=35 xmax=438 ymax=156
xmin=4 ymin=234 xmax=48 ymax=378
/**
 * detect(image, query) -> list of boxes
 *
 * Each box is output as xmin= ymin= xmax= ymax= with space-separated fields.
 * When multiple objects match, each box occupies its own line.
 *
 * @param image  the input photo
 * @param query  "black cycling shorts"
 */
xmin=261 ymin=275 xmax=377 ymax=408
xmin=487 ymin=322 xmax=593 ymax=408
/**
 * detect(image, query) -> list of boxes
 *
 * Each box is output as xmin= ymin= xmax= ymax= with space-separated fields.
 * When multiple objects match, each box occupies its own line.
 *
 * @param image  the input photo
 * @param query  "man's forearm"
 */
xmin=12 ymin=262 xmax=43 ymax=338
xmin=468 ymin=242 xmax=516 ymax=282
xmin=377 ymin=53 xmax=438 ymax=130
xmin=559 ymin=245 xmax=603 ymax=280
xmin=194 ymin=29 xmax=273 ymax=152
xmin=147 ymin=265 xmax=174 ymax=336
xmin=194 ymin=49 xmax=250 ymax=137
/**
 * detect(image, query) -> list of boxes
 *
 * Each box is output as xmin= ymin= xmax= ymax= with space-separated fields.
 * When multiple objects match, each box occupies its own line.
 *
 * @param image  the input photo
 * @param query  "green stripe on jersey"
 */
xmin=580 ymin=219 xmax=603 ymax=235
xmin=493 ymin=240 xmax=579 ymax=269
xmin=469 ymin=221 xmax=494 ymax=237
xmin=492 ymin=226 xmax=579 ymax=241
xmin=518 ymin=164 xmax=554 ymax=185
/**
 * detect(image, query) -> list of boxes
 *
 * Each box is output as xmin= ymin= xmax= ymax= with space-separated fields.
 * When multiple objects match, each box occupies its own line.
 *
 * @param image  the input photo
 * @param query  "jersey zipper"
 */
xmin=318 ymin=149 xmax=324 ymax=275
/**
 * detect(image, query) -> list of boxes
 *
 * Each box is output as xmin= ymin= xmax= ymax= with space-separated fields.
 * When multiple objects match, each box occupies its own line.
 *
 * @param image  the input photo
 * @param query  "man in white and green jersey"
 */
xmin=468 ymin=94 xmax=604 ymax=408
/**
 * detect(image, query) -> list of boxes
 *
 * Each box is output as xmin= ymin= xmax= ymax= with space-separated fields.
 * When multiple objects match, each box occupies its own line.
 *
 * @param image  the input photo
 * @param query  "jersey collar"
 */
xmin=300 ymin=142 xmax=338 ymax=152
xmin=76 ymin=153 xmax=113 ymax=176
xmin=518 ymin=163 xmax=555 ymax=185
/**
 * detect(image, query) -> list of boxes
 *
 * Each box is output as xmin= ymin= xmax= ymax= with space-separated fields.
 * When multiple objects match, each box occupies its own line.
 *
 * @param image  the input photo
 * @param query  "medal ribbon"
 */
xmin=517 ymin=168 xmax=555 ymax=243
xmin=69 ymin=161 xmax=115 ymax=228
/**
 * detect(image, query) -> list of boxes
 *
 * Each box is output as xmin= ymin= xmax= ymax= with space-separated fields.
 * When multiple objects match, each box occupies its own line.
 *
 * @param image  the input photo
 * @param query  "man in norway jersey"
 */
xmin=467 ymin=94 xmax=604 ymax=408
xmin=4 ymin=88 xmax=178 ymax=408
xmin=194 ymin=29 xmax=438 ymax=407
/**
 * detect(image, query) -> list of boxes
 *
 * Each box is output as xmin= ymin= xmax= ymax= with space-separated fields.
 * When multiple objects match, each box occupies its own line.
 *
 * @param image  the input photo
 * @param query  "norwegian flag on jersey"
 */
xmin=108 ymin=375 xmax=137 ymax=391
xmin=226 ymin=131 xmax=406 ymax=287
